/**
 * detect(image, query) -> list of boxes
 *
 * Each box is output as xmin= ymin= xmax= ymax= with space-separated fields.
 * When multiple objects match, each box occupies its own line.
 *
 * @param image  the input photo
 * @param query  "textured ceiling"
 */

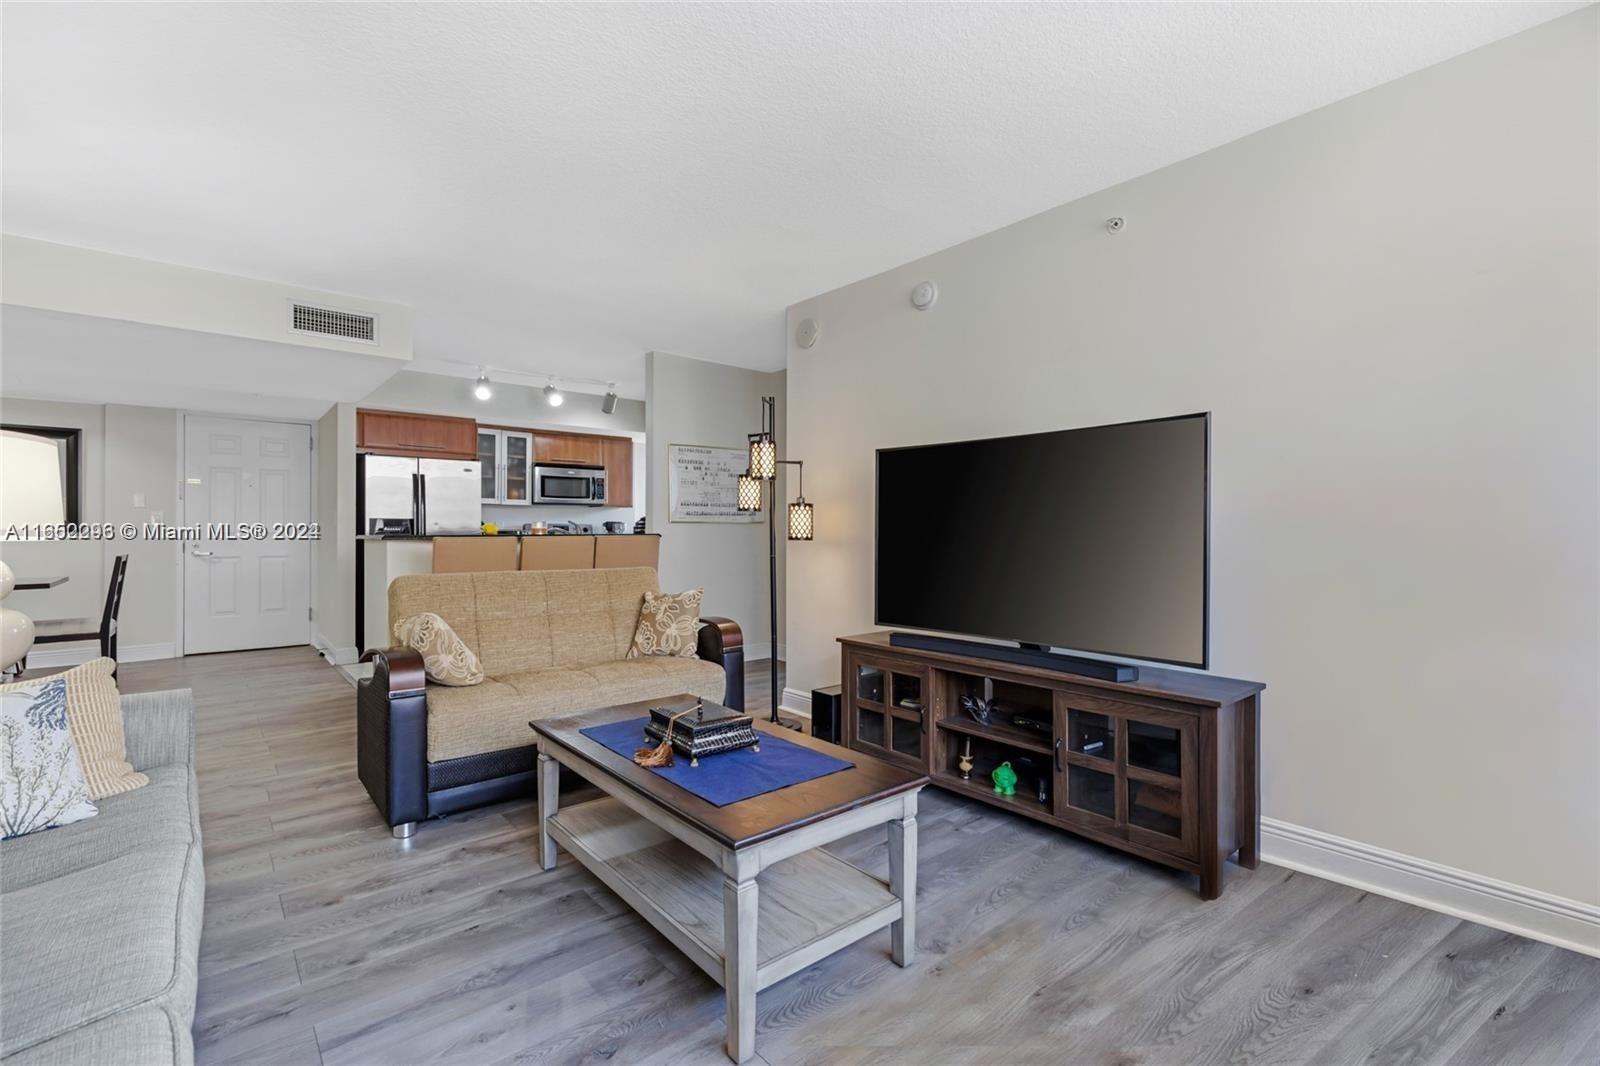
xmin=2 ymin=2 xmax=1583 ymax=398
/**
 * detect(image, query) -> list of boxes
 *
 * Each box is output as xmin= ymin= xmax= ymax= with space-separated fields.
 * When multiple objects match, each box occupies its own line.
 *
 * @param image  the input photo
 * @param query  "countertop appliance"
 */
xmin=532 ymin=464 xmax=606 ymax=506
xmin=360 ymin=454 xmax=482 ymax=535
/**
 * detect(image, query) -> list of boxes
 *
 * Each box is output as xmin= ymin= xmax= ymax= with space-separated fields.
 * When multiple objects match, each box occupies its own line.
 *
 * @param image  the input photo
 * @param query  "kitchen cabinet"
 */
xmin=356 ymin=411 xmax=632 ymax=507
xmin=379 ymin=420 xmax=630 ymax=509
xmin=358 ymin=410 xmax=477 ymax=459
xmin=532 ymin=431 xmax=604 ymax=467
xmin=478 ymin=429 xmax=534 ymax=505
xmin=601 ymin=436 xmax=634 ymax=506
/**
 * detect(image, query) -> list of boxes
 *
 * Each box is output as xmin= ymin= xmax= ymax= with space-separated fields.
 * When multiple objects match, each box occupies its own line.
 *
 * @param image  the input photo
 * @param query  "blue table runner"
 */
xmin=580 ymin=717 xmax=853 ymax=807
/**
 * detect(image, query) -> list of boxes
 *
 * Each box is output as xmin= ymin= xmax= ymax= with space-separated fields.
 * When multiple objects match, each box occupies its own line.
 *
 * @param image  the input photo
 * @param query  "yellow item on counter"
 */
xmin=481 ymin=522 xmax=498 ymax=535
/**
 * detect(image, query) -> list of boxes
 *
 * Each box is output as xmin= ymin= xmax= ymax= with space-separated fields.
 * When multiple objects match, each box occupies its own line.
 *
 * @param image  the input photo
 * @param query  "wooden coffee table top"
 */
xmin=532 ymin=696 xmax=927 ymax=851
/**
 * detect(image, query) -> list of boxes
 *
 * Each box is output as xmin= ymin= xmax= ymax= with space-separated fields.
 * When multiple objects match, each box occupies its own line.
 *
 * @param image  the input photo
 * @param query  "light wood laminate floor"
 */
xmin=108 ymin=647 xmax=1600 ymax=1065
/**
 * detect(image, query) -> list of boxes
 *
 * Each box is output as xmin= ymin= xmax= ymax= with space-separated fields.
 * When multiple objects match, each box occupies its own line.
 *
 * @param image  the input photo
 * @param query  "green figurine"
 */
xmin=991 ymin=761 xmax=1018 ymax=797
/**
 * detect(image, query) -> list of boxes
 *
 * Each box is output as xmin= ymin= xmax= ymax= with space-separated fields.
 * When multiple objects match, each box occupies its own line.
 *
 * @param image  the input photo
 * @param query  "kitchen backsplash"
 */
xmin=481 ymin=502 xmax=636 ymax=530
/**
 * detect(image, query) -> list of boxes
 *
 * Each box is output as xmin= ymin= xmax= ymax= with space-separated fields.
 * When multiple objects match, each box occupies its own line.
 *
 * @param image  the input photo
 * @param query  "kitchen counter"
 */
xmin=357 ymin=532 xmax=660 ymax=650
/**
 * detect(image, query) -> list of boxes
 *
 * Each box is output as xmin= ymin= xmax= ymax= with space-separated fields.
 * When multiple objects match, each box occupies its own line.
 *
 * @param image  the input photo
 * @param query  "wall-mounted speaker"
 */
xmin=795 ymin=317 xmax=820 ymax=349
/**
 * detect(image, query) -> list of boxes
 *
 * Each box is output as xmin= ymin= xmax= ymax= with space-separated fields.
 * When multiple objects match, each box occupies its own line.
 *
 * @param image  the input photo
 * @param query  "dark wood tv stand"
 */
xmin=837 ymin=632 xmax=1264 ymax=899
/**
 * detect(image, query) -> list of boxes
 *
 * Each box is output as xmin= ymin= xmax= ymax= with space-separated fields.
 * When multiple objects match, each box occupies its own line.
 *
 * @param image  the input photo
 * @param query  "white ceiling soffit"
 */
xmin=0 ymin=307 xmax=401 ymax=421
xmin=2 ymin=3 xmax=1583 ymax=397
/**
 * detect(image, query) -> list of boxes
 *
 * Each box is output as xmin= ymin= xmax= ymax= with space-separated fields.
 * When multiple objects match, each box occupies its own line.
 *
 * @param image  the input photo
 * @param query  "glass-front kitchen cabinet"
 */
xmin=478 ymin=429 xmax=534 ymax=506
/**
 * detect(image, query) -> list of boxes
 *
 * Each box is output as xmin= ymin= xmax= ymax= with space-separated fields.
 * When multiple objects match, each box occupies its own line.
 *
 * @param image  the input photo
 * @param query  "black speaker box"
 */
xmin=810 ymin=685 xmax=844 ymax=744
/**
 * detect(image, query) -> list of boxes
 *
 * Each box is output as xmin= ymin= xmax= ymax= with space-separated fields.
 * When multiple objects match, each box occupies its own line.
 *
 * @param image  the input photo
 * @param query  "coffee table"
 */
xmin=532 ymin=697 xmax=927 ymax=1064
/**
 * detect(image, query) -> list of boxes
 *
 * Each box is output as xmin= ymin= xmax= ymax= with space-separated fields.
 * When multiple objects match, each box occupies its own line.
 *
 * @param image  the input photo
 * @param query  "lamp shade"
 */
xmin=737 ymin=473 xmax=763 ymax=512
xmin=749 ymin=436 xmax=777 ymax=480
xmin=787 ymin=497 xmax=814 ymax=541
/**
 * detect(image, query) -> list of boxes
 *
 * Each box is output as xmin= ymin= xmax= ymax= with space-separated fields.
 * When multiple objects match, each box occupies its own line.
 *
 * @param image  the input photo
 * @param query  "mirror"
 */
xmin=0 ymin=425 xmax=81 ymax=527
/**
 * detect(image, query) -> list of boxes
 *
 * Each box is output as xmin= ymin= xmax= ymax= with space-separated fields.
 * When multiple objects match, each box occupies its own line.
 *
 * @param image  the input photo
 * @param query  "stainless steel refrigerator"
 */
xmin=359 ymin=455 xmax=482 ymax=535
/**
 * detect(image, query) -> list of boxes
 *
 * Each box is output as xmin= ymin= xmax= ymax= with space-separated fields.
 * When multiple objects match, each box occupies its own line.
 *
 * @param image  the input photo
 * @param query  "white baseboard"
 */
xmin=23 ymin=642 xmax=178 ymax=670
xmin=332 ymin=660 xmax=370 ymax=689
xmin=780 ymin=686 xmax=813 ymax=719
xmin=310 ymin=630 xmax=360 ymax=666
xmin=1261 ymin=817 xmax=1599 ymax=958
xmin=747 ymin=656 xmax=808 ymax=716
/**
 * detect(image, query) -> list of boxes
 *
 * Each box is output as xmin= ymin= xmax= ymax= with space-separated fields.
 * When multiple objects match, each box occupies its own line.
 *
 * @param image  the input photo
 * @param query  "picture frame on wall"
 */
xmin=0 ymin=424 xmax=82 ymax=527
xmin=668 ymin=444 xmax=760 ymax=523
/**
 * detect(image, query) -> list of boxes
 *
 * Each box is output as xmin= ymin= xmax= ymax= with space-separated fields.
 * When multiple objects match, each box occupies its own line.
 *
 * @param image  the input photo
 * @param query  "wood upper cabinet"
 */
xmin=601 ymin=436 xmax=634 ymax=506
xmin=478 ymin=427 xmax=634 ymax=506
xmin=478 ymin=428 xmax=533 ymax=505
xmin=366 ymin=414 xmax=633 ymax=506
xmin=531 ymin=431 xmax=604 ymax=467
xmin=357 ymin=410 xmax=477 ymax=459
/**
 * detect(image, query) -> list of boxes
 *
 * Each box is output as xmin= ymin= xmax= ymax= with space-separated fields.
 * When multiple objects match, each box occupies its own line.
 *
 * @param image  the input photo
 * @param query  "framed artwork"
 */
xmin=669 ymin=444 xmax=759 ymax=523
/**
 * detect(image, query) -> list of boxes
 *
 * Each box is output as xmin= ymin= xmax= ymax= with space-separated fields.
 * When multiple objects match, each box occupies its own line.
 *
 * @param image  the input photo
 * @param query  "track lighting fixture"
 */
xmin=472 ymin=373 xmax=493 ymax=401
xmin=602 ymin=385 xmax=619 ymax=415
xmin=543 ymin=382 xmax=564 ymax=407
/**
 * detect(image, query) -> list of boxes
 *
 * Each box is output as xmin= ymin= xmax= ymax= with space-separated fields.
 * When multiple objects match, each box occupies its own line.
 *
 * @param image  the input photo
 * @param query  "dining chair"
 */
xmin=30 ymin=554 xmax=129 ymax=678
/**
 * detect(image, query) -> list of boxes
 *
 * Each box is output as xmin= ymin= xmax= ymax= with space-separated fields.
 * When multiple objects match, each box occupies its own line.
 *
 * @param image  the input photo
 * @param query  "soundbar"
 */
xmin=887 ymin=632 xmax=1139 ymax=683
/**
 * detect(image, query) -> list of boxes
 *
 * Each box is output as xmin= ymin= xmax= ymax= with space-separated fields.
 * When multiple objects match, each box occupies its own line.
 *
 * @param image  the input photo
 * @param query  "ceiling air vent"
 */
xmin=289 ymin=302 xmax=378 ymax=344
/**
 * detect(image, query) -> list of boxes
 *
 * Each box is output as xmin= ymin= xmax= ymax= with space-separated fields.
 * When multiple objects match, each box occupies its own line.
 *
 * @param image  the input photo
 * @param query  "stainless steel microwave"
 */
xmin=532 ymin=464 xmax=606 ymax=505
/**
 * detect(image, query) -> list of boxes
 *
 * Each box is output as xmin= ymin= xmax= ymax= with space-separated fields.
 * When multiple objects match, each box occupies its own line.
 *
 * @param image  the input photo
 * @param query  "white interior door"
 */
xmin=183 ymin=416 xmax=312 ymax=654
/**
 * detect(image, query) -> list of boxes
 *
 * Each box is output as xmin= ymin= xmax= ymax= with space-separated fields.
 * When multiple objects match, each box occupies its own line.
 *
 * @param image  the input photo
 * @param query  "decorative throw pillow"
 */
xmin=395 ymin=612 xmax=484 ymax=686
xmin=0 ymin=658 xmax=146 ymax=800
xmin=628 ymin=588 xmax=705 ymax=659
xmin=0 ymin=676 xmax=98 ymax=839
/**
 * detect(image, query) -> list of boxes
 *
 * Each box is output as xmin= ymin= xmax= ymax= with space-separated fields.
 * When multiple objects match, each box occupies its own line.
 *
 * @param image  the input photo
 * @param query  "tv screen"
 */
xmin=875 ymin=413 xmax=1209 ymax=668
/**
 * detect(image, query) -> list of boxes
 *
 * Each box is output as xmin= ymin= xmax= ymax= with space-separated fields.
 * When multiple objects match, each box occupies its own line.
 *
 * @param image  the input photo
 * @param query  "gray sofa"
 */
xmin=0 ymin=690 xmax=204 ymax=1066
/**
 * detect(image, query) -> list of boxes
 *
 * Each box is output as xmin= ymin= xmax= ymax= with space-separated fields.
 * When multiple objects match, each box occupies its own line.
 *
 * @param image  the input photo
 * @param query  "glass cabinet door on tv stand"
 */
xmin=1055 ymin=693 xmax=1199 ymax=863
xmin=846 ymin=652 xmax=928 ymax=769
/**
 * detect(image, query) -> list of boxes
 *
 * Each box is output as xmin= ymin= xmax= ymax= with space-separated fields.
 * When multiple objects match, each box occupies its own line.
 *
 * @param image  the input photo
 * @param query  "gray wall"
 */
xmin=314 ymin=402 xmax=357 ymax=660
xmin=103 ymin=405 xmax=181 ymax=653
xmin=785 ymin=11 xmax=1597 ymax=905
xmin=1 ymin=397 xmax=179 ymax=654
xmin=645 ymin=351 xmax=787 ymax=663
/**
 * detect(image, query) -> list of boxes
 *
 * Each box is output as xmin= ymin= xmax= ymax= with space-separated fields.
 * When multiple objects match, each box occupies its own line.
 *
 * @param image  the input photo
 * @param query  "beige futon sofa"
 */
xmin=356 ymin=566 xmax=742 ymax=836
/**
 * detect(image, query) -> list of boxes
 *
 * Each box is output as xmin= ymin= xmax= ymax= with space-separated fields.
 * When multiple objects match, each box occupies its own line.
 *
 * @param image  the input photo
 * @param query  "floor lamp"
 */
xmin=737 ymin=395 xmax=812 ymax=729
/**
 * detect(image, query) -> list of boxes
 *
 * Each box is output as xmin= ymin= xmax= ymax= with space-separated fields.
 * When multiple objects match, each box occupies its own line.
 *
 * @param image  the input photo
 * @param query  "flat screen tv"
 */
xmin=875 ymin=412 xmax=1209 ymax=669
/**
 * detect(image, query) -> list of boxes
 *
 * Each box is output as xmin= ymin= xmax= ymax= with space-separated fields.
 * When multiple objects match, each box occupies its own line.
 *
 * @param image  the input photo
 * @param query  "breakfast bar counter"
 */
xmin=357 ymin=533 xmax=661 ymax=652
